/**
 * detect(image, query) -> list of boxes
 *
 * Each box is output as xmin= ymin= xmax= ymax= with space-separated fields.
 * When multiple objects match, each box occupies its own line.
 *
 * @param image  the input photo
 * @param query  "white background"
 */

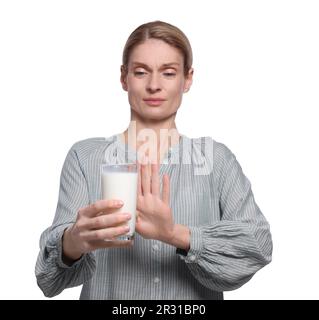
xmin=0 ymin=0 xmax=318 ymax=300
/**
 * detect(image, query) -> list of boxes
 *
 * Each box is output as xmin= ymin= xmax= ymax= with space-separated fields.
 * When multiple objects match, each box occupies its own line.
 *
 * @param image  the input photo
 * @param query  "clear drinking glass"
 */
xmin=101 ymin=163 xmax=138 ymax=241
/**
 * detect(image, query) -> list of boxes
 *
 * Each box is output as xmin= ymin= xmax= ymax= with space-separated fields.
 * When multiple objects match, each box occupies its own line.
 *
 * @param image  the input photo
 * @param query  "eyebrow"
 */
xmin=131 ymin=62 xmax=180 ymax=69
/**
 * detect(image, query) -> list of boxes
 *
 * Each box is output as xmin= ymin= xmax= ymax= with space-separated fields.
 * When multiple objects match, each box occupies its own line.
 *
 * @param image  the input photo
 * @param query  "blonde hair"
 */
xmin=121 ymin=20 xmax=193 ymax=77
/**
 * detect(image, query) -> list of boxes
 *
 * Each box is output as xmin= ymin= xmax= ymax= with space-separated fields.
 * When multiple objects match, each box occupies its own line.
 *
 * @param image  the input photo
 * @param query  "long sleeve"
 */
xmin=35 ymin=144 xmax=96 ymax=297
xmin=176 ymin=141 xmax=273 ymax=292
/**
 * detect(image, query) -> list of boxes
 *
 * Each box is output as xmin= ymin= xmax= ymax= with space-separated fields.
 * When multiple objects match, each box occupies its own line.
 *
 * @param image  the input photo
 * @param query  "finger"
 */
xmin=151 ymin=163 xmax=160 ymax=196
xmin=162 ymin=174 xmax=170 ymax=205
xmin=141 ymin=163 xmax=151 ymax=195
xmin=82 ymin=224 xmax=130 ymax=241
xmin=80 ymin=199 xmax=124 ymax=217
xmin=137 ymin=163 xmax=142 ymax=196
xmin=85 ymin=212 xmax=131 ymax=230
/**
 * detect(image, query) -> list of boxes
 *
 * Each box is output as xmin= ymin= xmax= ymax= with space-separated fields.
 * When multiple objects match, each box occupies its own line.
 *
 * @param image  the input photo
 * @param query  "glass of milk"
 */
xmin=101 ymin=163 xmax=138 ymax=241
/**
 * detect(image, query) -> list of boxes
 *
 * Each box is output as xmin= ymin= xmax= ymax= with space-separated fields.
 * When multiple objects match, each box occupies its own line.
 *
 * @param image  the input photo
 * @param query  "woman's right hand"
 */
xmin=62 ymin=199 xmax=133 ymax=264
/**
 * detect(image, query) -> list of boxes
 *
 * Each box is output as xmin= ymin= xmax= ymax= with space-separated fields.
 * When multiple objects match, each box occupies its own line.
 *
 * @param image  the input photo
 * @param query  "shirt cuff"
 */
xmin=176 ymin=226 xmax=203 ymax=263
xmin=55 ymin=225 xmax=86 ymax=269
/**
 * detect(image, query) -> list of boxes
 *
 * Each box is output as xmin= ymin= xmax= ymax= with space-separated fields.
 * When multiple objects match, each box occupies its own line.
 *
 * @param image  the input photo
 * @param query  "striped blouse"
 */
xmin=35 ymin=133 xmax=272 ymax=299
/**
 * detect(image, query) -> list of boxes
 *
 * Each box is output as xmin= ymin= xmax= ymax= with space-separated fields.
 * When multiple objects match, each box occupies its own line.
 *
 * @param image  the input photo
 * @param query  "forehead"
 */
xmin=129 ymin=39 xmax=183 ymax=66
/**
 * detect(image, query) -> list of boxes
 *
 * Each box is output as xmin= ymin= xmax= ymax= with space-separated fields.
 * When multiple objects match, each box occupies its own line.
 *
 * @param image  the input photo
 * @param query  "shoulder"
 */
xmin=187 ymin=135 xmax=235 ymax=167
xmin=211 ymin=139 xmax=248 ymax=191
xmin=71 ymin=137 xmax=107 ymax=153
xmin=187 ymin=135 xmax=232 ymax=156
xmin=187 ymin=135 xmax=237 ymax=178
xmin=67 ymin=136 xmax=115 ymax=165
xmin=212 ymin=139 xmax=236 ymax=167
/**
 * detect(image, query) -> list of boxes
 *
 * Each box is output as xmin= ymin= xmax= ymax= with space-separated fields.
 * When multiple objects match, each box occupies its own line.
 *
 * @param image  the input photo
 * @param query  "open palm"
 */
xmin=135 ymin=162 xmax=175 ymax=242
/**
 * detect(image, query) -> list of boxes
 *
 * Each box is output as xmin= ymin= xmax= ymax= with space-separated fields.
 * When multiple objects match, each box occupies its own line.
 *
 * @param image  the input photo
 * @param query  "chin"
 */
xmin=131 ymin=105 xmax=176 ymax=120
xmin=146 ymin=111 xmax=176 ymax=122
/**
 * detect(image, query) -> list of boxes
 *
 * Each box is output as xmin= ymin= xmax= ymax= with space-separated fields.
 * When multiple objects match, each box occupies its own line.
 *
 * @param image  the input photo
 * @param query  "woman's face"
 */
xmin=121 ymin=39 xmax=193 ymax=121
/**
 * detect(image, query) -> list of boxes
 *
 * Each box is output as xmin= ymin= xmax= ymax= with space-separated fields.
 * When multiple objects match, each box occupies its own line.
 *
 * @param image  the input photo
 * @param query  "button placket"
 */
xmin=151 ymin=241 xmax=162 ymax=299
xmin=152 ymin=243 xmax=159 ymax=251
xmin=154 ymin=277 xmax=160 ymax=283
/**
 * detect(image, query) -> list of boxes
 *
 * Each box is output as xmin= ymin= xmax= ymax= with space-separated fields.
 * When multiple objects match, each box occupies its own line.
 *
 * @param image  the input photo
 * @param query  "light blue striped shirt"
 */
xmin=35 ymin=133 xmax=272 ymax=299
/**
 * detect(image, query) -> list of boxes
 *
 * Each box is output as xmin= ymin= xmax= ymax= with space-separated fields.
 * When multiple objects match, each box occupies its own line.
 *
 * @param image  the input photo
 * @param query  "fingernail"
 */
xmin=116 ymin=200 xmax=124 ymax=206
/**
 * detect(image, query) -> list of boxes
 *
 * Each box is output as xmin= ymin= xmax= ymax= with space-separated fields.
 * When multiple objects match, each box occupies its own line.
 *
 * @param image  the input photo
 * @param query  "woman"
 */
xmin=35 ymin=20 xmax=272 ymax=300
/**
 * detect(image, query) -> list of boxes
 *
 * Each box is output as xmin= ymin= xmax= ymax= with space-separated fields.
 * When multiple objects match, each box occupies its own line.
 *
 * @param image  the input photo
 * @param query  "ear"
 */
xmin=120 ymin=65 xmax=128 ymax=91
xmin=183 ymin=68 xmax=194 ymax=93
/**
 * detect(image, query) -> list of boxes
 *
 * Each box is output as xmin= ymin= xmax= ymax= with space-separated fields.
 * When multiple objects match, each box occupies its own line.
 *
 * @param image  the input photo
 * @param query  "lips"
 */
xmin=143 ymin=98 xmax=166 ymax=106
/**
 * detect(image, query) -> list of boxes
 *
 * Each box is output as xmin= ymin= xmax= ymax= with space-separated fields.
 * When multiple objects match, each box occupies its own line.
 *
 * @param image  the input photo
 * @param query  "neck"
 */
xmin=120 ymin=111 xmax=181 ymax=164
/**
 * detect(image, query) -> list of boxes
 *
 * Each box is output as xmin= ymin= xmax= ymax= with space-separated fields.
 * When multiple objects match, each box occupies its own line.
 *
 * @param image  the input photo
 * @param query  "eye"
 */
xmin=163 ymin=72 xmax=176 ymax=77
xmin=163 ymin=69 xmax=176 ymax=77
xmin=134 ymin=71 xmax=146 ymax=76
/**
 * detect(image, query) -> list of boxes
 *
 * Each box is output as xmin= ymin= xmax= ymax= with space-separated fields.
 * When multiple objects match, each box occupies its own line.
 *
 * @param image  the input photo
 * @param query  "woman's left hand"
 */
xmin=135 ymin=161 xmax=175 ymax=243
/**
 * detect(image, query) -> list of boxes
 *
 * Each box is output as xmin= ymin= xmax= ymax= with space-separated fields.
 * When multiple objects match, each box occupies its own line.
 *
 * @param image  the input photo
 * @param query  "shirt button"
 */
xmin=154 ymin=277 xmax=160 ymax=283
xmin=189 ymin=255 xmax=196 ymax=261
xmin=152 ymin=244 xmax=159 ymax=251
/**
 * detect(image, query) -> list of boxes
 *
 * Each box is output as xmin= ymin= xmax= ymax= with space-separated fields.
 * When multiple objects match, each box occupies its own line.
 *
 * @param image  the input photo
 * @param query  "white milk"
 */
xmin=101 ymin=171 xmax=138 ymax=240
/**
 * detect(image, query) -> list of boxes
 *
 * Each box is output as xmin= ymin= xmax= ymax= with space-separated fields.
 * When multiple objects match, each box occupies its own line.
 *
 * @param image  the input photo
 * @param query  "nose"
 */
xmin=146 ymin=73 xmax=161 ymax=93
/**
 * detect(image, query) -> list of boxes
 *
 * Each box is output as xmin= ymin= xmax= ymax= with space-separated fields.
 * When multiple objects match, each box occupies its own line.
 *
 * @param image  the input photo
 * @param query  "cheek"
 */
xmin=127 ymin=80 xmax=144 ymax=96
xmin=168 ymin=83 xmax=184 ymax=99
